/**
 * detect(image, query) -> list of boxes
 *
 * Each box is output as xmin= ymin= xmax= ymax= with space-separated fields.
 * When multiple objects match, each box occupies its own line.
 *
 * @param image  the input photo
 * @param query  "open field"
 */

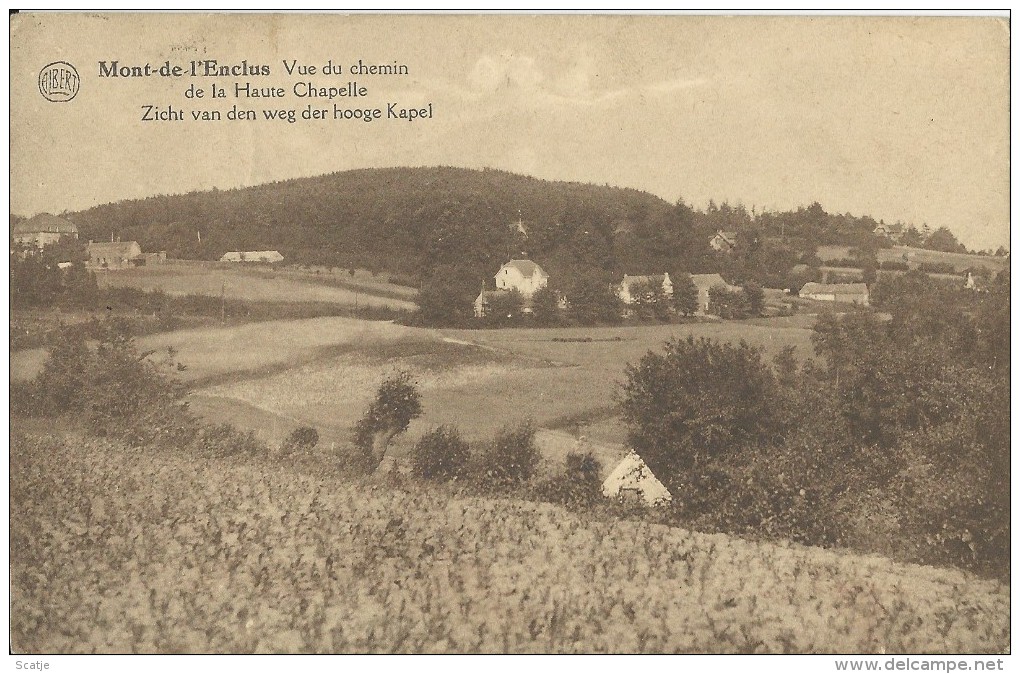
xmin=246 ymin=264 xmax=419 ymax=299
xmin=95 ymin=262 xmax=417 ymax=311
xmin=11 ymin=431 xmax=1009 ymax=654
xmin=817 ymin=245 xmax=1008 ymax=273
xmin=12 ymin=315 xmax=821 ymax=458
xmin=171 ymin=317 xmax=818 ymax=454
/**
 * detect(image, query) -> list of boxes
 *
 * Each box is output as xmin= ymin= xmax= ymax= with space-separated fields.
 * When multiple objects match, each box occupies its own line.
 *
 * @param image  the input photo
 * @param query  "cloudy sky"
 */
xmin=10 ymin=13 xmax=1010 ymax=250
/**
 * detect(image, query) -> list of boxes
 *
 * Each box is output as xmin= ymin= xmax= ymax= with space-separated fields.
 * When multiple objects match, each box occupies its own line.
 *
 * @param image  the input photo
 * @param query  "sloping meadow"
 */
xmin=11 ymin=432 xmax=1008 ymax=654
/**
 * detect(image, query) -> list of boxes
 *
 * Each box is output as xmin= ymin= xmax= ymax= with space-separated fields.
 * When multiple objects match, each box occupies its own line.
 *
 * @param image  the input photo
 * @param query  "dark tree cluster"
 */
xmin=621 ymin=266 xmax=1010 ymax=574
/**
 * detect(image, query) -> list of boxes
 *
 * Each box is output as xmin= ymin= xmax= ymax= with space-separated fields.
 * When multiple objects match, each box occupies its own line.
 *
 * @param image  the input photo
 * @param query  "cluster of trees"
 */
xmin=621 ymin=267 xmax=1010 ymax=575
xmin=896 ymin=224 xmax=969 ymax=253
xmin=10 ymin=241 xmax=98 ymax=309
xmin=11 ymin=320 xmax=267 ymax=456
xmin=707 ymin=283 xmax=764 ymax=319
xmin=50 ymin=166 xmax=976 ymax=303
xmin=416 ymin=270 xmax=712 ymax=328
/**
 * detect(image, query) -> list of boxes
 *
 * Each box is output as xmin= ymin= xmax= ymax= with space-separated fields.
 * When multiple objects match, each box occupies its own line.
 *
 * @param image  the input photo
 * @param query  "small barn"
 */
xmin=799 ymin=282 xmax=870 ymax=305
xmin=220 ymin=250 xmax=284 ymax=263
xmin=602 ymin=451 xmax=672 ymax=507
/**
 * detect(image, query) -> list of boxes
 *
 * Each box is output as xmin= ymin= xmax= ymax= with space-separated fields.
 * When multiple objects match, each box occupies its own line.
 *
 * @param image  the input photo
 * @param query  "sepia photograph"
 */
xmin=7 ymin=11 xmax=1011 ymax=663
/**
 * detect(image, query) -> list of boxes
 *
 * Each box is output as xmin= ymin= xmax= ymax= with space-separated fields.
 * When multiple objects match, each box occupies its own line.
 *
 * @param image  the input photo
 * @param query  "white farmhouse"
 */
xmin=495 ymin=259 xmax=548 ymax=297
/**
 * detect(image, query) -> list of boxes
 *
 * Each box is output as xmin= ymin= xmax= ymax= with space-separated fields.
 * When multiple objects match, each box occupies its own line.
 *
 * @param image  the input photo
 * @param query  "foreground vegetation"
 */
xmin=10 ymin=431 xmax=1008 ymax=654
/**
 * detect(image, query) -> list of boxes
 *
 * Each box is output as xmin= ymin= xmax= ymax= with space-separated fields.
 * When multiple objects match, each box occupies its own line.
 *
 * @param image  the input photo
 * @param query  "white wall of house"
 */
xmin=495 ymin=265 xmax=547 ymax=296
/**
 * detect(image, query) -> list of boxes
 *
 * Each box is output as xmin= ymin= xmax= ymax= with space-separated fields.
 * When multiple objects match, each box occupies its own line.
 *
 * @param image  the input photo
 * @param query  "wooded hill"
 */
xmin=60 ymin=166 xmax=900 ymax=287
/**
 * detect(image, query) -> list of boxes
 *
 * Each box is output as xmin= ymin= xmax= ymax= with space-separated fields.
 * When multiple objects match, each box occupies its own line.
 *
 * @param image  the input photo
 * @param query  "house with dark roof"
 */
xmin=709 ymin=230 xmax=737 ymax=253
xmin=873 ymin=222 xmax=903 ymax=242
xmin=12 ymin=213 xmax=78 ymax=248
xmin=618 ymin=273 xmax=673 ymax=304
xmin=799 ymin=282 xmax=870 ymax=305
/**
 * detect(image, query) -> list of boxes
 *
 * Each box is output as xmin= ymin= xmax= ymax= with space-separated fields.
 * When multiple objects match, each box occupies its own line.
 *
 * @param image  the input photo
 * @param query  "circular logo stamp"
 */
xmin=38 ymin=61 xmax=80 ymax=102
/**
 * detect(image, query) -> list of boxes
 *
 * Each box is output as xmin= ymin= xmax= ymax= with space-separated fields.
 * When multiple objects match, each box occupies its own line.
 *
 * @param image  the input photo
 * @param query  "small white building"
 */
xmin=618 ymin=273 xmax=673 ymax=304
xmin=220 ymin=250 xmax=284 ymax=263
xmin=494 ymin=259 xmax=548 ymax=297
xmin=799 ymin=282 xmax=870 ymax=305
xmin=602 ymin=451 xmax=672 ymax=507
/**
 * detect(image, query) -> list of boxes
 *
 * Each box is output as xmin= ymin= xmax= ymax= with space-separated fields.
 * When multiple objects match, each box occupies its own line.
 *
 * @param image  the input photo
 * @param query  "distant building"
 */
xmin=220 ymin=250 xmax=284 ymax=263
xmin=473 ymin=288 xmax=504 ymax=318
xmin=602 ymin=451 xmax=672 ymax=507
xmin=799 ymin=282 xmax=870 ymax=305
xmin=873 ymin=223 xmax=903 ymax=242
xmin=709 ymin=230 xmax=737 ymax=253
xmin=12 ymin=213 xmax=78 ymax=248
xmin=474 ymin=259 xmax=550 ymax=318
xmin=495 ymin=259 xmax=548 ymax=297
xmin=87 ymin=241 xmax=143 ymax=270
xmin=690 ymin=273 xmax=739 ymax=315
xmin=618 ymin=273 xmax=673 ymax=304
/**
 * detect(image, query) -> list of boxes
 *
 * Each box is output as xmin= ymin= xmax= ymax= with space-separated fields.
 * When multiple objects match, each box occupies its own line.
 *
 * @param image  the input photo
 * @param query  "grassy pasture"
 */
xmin=96 ymin=262 xmax=417 ymax=310
xmin=10 ymin=314 xmax=820 ymax=463
xmin=817 ymin=245 xmax=1007 ymax=273
xmin=174 ymin=316 xmax=819 ymax=457
xmin=246 ymin=264 xmax=419 ymax=300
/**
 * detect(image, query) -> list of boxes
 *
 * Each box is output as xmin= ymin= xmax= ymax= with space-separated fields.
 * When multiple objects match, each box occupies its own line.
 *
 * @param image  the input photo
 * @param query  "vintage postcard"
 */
xmin=8 ymin=12 xmax=1010 ymax=662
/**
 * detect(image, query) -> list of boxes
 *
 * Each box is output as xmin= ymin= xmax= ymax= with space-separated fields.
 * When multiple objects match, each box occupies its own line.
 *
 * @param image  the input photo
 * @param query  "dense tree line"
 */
xmin=52 ymin=167 xmax=946 ymax=298
xmin=621 ymin=267 xmax=1010 ymax=575
xmin=10 ymin=240 xmax=98 ymax=309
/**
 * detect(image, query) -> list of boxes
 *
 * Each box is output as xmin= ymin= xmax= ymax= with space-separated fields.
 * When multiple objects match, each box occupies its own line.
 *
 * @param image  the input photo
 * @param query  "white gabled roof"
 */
xmin=602 ymin=450 xmax=672 ymax=506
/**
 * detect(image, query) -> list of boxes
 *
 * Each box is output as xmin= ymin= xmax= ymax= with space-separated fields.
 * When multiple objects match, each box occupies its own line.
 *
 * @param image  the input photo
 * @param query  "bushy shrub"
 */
xmin=411 ymin=425 xmax=470 ymax=481
xmin=281 ymin=426 xmax=320 ymax=454
xmin=480 ymin=420 xmax=540 ymax=484
xmin=353 ymin=372 xmax=422 ymax=471
xmin=621 ymin=336 xmax=785 ymax=498
xmin=707 ymin=286 xmax=750 ymax=319
xmin=878 ymin=260 xmax=910 ymax=271
xmin=918 ymin=261 xmax=956 ymax=275
xmin=15 ymin=319 xmax=198 ymax=448
xmin=742 ymin=282 xmax=765 ymax=317
xmin=536 ymin=451 xmax=604 ymax=505
xmin=193 ymin=423 xmax=267 ymax=458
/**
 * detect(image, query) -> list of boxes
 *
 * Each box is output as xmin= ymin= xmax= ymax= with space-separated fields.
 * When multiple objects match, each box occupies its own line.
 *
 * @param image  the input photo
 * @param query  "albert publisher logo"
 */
xmin=38 ymin=61 xmax=80 ymax=102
